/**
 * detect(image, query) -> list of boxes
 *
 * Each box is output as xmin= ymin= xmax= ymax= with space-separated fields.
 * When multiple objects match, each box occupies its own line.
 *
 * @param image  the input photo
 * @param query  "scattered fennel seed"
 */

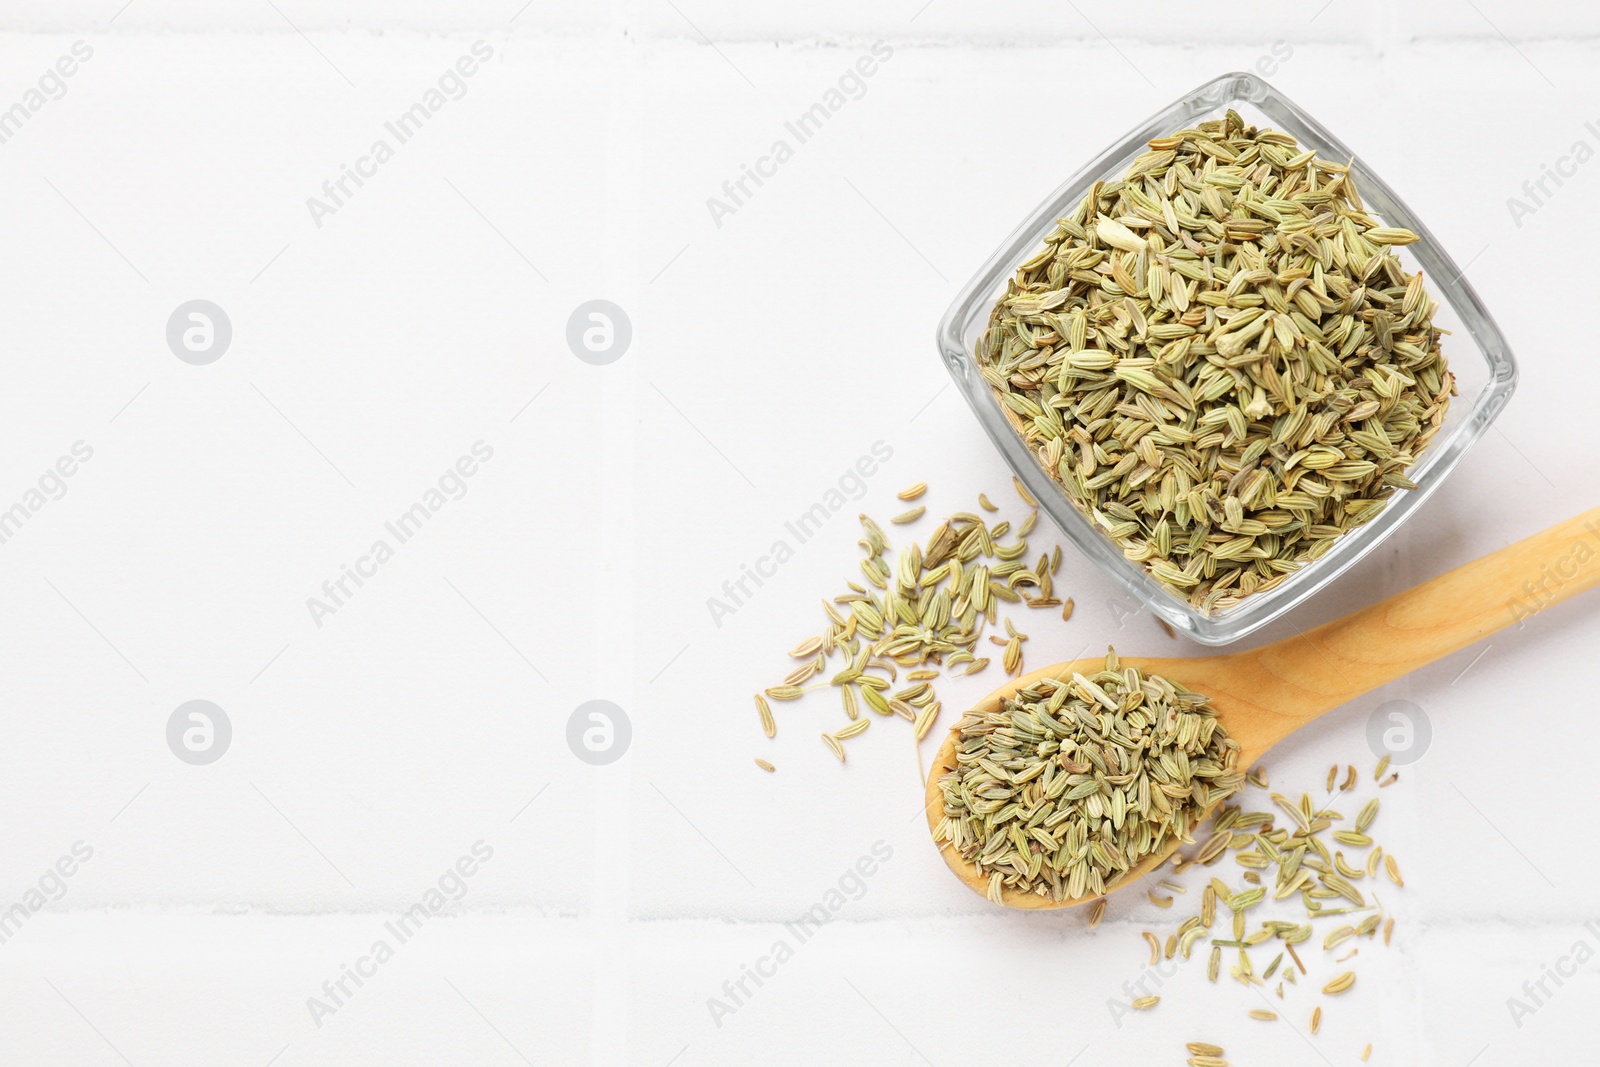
xmin=788 ymin=635 xmax=823 ymax=658
xmin=756 ymin=500 xmax=1077 ymax=777
xmin=835 ymin=718 xmax=870 ymax=740
xmin=1323 ymin=971 xmax=1356 ymax=995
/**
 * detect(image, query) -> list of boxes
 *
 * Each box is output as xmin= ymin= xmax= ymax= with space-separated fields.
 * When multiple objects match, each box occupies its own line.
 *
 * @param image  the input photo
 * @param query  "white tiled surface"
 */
xmin=2 ymin=4 xmax=1597 ymax=1064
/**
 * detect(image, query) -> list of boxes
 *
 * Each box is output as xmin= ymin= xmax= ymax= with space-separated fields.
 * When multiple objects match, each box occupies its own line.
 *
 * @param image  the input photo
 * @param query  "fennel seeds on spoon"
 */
xmin=934 ymin=647 xmax=1244 ymax=903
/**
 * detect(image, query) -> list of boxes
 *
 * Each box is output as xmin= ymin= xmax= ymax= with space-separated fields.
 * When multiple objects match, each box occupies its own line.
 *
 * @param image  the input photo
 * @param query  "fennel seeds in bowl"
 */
xmin=980 ymin=110 xmax=1454 ymax=614
xmin=934 ymin=648 xmax=1243 ymax=903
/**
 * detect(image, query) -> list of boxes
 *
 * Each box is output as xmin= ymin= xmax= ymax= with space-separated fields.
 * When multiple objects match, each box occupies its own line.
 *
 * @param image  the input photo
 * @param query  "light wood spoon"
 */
xmin=925 ymin=505 xmax=1600 ymax=909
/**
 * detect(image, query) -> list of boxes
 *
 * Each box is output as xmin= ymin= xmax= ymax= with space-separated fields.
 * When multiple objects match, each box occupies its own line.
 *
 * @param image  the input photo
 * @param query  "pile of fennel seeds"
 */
xmin=934 ymin=647 xmax=1244 ymax=904
xmin=1124 ymin=755 xmax=1407 ymax=1054
xmin=980 ymin=109 xmax=1454 ymax=615
xmin=753 ymin=480 xmax=1072 ymax=769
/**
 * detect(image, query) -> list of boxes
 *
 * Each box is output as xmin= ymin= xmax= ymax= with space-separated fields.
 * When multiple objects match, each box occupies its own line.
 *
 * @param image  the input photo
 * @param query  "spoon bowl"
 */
xmin=925 ymin=505 xmax=1600 ymax=908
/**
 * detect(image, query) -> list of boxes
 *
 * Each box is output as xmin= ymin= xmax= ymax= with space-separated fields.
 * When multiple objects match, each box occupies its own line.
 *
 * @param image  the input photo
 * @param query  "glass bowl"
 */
xmin=935 ymin=71 xmax=1517 ymax=645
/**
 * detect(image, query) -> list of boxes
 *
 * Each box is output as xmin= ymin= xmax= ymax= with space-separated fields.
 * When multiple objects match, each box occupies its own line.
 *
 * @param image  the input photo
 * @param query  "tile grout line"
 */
xmin=9 ymin=16 xmax=1595 ymax=45
xmin=590 ymin=1 xmax=643 ymax=1064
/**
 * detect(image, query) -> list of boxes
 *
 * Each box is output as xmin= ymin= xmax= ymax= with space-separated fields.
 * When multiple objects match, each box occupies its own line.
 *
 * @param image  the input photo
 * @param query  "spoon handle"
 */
xmin=1238 ymin=506 xmax=1600 ymax=722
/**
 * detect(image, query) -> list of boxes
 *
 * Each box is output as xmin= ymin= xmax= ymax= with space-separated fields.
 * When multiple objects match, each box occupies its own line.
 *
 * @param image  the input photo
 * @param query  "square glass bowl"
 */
xmin=936 ymin=71 xmax=1517 ymax=645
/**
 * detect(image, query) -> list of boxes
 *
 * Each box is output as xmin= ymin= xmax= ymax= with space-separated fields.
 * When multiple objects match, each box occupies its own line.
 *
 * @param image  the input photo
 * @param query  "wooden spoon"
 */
xmin=925 ymin=506 xmax=1600 ymax=909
